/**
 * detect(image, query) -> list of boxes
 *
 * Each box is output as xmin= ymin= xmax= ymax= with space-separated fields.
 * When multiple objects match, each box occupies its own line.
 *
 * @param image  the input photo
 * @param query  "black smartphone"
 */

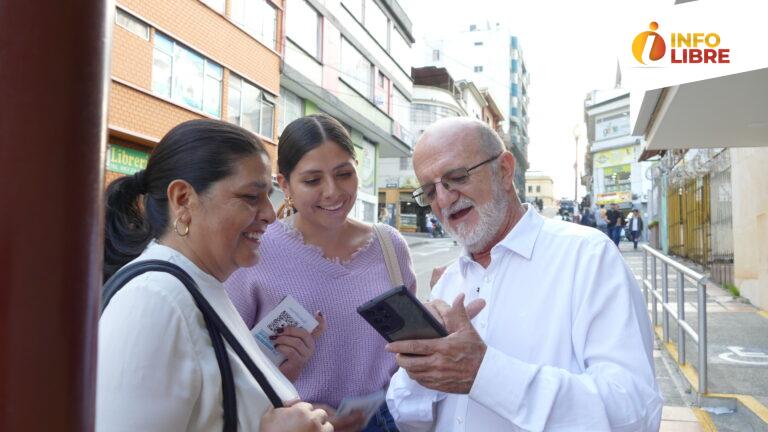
xmin=357 ymin=285 xmax=448 ymax=343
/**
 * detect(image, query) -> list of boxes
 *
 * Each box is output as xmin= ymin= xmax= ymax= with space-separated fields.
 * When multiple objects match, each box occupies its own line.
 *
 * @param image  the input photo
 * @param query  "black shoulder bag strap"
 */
xmin=101 ymin=260 xmax=284 ymax=432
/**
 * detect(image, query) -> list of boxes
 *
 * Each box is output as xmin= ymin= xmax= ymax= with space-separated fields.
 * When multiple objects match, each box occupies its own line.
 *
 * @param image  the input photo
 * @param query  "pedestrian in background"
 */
xmin=226 ymin=114 xmax=416 ymax=432
xmin=596 ymin=204 xmax=608 ymax=236
xmin=606 ymin=203 xmax=623 ymax=247
xmin=630 ymin=209 xmax=644 ymax=250
xmin=99 ymin=119 xmax=332 ymax=432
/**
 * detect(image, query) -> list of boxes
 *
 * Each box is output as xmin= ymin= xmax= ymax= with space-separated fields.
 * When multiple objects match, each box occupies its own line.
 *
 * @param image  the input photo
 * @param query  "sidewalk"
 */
xmin=621 ymin=241 xmax=768 ymax=431
xmin=401 ymin=232 xmax=444 ymax=248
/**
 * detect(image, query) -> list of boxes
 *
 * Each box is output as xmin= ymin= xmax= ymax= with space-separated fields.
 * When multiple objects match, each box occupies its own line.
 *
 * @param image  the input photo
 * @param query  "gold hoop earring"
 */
xmin=279 ymin=197 xmax=295 ymax=219
xmin=173 ymin=217 xmax=189 ymax=237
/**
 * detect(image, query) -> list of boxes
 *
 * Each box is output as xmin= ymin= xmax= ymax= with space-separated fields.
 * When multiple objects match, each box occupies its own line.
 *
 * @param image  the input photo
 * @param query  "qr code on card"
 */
xmin=267 ymin=311 xmax=299 ymax=333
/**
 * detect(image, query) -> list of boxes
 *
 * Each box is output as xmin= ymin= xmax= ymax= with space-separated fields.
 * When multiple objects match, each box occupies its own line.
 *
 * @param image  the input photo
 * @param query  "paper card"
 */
xmin=251 ymin=295 xmax=318 ymax=365
xmin=335 ymin=390 xmax=385 ymax=425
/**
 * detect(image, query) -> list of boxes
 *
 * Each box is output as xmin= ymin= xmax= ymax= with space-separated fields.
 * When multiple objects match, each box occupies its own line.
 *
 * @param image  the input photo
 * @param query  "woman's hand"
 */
xmin=260 ymin=401 xmax=333 ymax=432
xmin=275 ymin=312 xmax=326 ymax=381
xmin=314 ymin=404 xmax=367 ymax=432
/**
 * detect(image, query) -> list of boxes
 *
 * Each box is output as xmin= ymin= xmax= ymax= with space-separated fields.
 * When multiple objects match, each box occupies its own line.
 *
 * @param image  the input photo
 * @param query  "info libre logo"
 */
xmin=632 ymin=22 xmax=730 ymax=65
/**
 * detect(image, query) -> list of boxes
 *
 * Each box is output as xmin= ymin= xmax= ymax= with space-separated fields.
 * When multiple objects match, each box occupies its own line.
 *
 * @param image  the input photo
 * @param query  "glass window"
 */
xmin=287 ymin=0 xmax=321 ymax=58
xmin=432 ymin=49 xmax=440 ymax=61
xmin=390 ymin=29 xmax=411 ymax=71
xmin=231 ymin=0 xmax=278 ymax=50
xmin=536 ymin=185 xmax=541 ymax=193
xmin=152 ymin=34 xmax=173 ymax=99
xmin=399 ymin=157 xmax=409 ymax=171
xmin=364 ymin=0 xmax=388 ymax=49
xmin=201 ymin=0 xmax=225 ymax=13
xmin=340 ymin=38 xmax=372 ymax=99
xmin=116 ymin=9 xmax=149 ymax=40
xmin=342 ymin=0 xmax=363 ymax=21
xmin=279 ymin=87 xmax=303 ymax=133
xmin=474 ymin=66 xmax=483 ymax=72
xmin=474 ymin=41 xmax=483 ymax=46
xmin=152 ymin=32 xmax=222 ymax=117
xmin=392 ymin=87 xmax=409 ymax=129
xmin=596 ymin=112 xmax=630 ymax=141
xmin=528 ymin=186 xmax=532 ymax=193
xmin=228 ymin=74 xmax=275 ymax=139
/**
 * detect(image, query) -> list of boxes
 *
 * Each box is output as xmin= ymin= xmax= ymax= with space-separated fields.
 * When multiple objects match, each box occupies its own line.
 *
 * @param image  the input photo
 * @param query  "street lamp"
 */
xmin=573 ymin=125 xmax=580 ymax=205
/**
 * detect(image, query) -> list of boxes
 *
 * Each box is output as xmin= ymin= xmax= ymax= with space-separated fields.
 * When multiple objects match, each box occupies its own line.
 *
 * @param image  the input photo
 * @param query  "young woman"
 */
xmin=99 ymin=119 xmax=332 ymax=432
xmin=226 ymin=114 xmax=417 ymax=432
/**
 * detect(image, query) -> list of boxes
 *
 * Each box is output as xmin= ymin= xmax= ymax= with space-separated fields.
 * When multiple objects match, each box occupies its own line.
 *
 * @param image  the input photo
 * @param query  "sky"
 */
xmin=398 ymin=0 xmax=672 ymax=200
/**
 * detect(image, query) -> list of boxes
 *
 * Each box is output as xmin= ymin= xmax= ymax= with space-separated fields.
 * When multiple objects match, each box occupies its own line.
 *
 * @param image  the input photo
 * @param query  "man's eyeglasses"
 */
xmin=412 ymin=153 xmax=502 ymax=207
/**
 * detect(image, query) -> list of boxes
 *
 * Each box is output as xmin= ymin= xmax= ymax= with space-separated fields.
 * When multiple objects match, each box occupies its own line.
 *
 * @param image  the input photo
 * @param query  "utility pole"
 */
xmin=573 ymin=126 xmax=580 ymax=204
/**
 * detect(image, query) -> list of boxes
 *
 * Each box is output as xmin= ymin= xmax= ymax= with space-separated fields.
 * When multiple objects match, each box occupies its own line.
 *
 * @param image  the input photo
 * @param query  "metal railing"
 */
xmin=641 ymin=244 xmax=708 ymax=394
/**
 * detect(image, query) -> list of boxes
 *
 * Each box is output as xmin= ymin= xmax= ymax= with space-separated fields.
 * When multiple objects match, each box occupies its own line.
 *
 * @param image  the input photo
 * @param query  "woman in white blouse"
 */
xmin=98 ymin=119 xmax=332 ymax=432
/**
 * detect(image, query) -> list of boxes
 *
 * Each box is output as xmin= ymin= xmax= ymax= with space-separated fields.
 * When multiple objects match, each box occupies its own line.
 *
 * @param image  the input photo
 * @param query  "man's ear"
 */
xmin=499 ymin=152 xmax=516 ymax=191
xmin=166 ymin=179 xmax=197 ymax=222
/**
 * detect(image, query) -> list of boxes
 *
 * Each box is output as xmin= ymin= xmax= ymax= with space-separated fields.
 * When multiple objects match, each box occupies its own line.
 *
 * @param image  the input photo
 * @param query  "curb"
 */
xmin=652 ymin=326 xmax=768 ymax=428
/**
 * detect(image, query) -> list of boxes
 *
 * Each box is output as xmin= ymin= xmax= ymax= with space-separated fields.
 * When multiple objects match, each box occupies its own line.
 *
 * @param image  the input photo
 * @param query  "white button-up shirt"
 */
xmin=387 ymin=205 xmax=662 ymax=432
xmin=97 ymin=241 xmax=298 ymax=431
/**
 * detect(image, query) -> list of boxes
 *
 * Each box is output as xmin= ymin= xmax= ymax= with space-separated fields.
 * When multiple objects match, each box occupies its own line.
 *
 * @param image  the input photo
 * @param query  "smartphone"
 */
xmin=357 ymin=285 xmax=448 ymax=342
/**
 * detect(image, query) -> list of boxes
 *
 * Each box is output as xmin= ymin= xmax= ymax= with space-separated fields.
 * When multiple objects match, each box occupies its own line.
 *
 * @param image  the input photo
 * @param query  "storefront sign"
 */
xmin=107 ymin=144 xmax=149 ymax=175
xmin=596 ymin=191 xmax=632 ymax=204
xmin=594 ymin=146 xmax=634 ymax=169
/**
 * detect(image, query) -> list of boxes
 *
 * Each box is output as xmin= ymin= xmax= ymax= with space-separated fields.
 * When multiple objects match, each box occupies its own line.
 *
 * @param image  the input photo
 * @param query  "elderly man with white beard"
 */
xmin=385 ymin=118 xmax=662 ymax=432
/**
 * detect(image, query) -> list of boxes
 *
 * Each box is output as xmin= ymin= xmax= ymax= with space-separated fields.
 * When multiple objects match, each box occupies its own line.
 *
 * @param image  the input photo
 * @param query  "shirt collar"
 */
xmin=458 ymin=203 xmax=545 ymax=274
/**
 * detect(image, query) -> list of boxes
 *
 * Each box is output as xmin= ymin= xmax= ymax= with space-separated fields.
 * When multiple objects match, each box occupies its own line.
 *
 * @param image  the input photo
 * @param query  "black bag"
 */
xmin=101 ymin=260 xmax=283 ymax=432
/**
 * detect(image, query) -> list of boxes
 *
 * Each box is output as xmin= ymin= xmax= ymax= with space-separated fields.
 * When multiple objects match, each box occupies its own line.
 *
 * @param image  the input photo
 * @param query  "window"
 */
xmin=392 ymin=87 xmax=409 ymax=129
xmin=278 ymin=87 xmax=303 ymax=134
xmin=536 ymin=186 xmax=541 ymax=193
xmin=200 ymin=0 xmax=225 ymax=13
xmin=469 ymin=24 xmax=477 ymax=31
xmin=342 ymin=0 xmax=363 ymax=21
xmin=596 ymin=112 xmax=630 ymax=141
xmin=528 ymin=186 xmax=532 ymax=193
xmin=228 ymin=74 xmax=276 ymax=139
xmin=340 ymin=38 xmax=373 ymax=99
xmin=116 ymin=9 xmax=149 ymax=40
xmin=152 ymin=33 xmax=222 ymax=117
xmin=287 ymin=0 xmax=321 ymax=59
xmin=432 ymin=49 xmax=440 ymax=61
xmin=375 ymin=71 xmax=390 ymax=112
xmin=231 ymin=0 xmax=278 ymax=50
xmin=399 ymin=157 xmax=409 ymax=170
xmin=390 ymin=29 xmax=411 ymax=71
xmin=474 ymin=41 xmax=483 ymax=46
xmin=365 ymin=0 xmax=389 ymax=49
xmin=474 ymin=66 xmax=483 ymax=72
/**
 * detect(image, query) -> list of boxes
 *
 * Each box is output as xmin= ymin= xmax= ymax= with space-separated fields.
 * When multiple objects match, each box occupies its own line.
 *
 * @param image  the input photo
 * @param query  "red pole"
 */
xmin=0 ymin=1 xmax=110 ymax=430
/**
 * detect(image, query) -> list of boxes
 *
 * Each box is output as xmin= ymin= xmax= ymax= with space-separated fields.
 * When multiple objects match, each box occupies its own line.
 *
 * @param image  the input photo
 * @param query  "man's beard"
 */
xmin=441 ymin=181 xmax=510 ymax=253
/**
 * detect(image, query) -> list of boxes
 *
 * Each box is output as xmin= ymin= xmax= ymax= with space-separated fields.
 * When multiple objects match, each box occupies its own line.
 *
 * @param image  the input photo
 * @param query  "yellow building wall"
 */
xmin=731 ymin=147 xmax=768 ymax=310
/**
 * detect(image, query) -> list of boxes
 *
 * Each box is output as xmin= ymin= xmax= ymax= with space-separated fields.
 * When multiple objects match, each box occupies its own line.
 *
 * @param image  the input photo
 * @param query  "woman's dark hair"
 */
xmin=103 ymin=119 xmax=268 ymax=281
xmin=277 ymin=113 xmax=356 ymax=180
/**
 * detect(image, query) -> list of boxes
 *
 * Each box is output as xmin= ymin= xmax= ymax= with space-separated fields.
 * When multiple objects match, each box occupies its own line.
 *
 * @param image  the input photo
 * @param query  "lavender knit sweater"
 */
xmin=225 ymin=220 xmax=417 ymax=407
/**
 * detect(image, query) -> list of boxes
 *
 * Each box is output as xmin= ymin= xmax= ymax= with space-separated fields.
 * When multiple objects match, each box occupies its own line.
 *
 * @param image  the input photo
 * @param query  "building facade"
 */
xmin=525 ymin=171 xmax=555 ymax=210
xmin=108 ymin=0 xmax=284 ymax=192
xmin=279 ymin=0 xmax=415 ymax=223
xmin=583 ymin=90 xmax=652 ymax=219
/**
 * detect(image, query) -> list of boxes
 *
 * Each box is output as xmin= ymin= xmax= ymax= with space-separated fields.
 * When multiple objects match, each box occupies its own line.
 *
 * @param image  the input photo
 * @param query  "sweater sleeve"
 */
xmin=224 ymin=268 xmax=259 ymax=328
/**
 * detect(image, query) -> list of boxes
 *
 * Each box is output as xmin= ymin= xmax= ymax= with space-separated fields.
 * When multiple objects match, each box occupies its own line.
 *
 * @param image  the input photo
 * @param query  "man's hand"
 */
xmin=260 ymin=401 xmax=333 ymax=432
xmin=275 ymin=312 xmax=326 ymax=381
xmin=386 ymin=294 xmax=487 ymax=394
xmin=314 ymin=404 xmax=367 ymax=432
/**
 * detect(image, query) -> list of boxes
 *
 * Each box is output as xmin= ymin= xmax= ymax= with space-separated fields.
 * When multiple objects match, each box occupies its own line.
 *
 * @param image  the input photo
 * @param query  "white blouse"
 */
xmin=97 ymin=241 xmax=298 ymax=432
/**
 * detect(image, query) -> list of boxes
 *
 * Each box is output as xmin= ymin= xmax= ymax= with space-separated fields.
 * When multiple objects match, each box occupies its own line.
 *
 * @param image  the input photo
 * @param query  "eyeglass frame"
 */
xmin=412 ymin=152 xmax=503 ymax=207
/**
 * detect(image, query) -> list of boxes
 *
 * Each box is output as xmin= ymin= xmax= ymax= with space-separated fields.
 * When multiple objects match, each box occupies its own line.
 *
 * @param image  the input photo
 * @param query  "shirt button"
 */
xmin=456 ymin=417 xmax=463 ymax=424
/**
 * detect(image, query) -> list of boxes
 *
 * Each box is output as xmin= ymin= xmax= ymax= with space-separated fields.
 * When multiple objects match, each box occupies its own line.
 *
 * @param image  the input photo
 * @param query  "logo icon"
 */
xmin=632 ymin=22 xmax=666 ymax=64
